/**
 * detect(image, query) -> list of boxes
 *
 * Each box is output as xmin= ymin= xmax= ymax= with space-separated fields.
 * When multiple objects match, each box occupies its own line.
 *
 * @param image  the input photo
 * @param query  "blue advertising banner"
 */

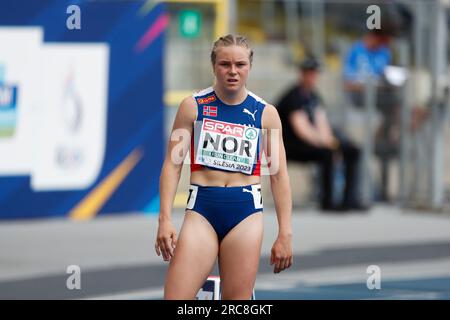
xmin=0 ymin=0 xmax=165 ymax=219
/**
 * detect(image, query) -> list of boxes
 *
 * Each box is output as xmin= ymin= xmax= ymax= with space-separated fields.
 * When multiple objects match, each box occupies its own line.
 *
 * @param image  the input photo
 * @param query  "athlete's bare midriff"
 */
xmin=190 ymin=169 xmax=261 ymax=187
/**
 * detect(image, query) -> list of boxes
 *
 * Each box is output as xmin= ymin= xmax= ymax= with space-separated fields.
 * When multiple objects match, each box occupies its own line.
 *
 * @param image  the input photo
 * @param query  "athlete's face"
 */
xmin=213 ymin=45 xmax=251 ymax=93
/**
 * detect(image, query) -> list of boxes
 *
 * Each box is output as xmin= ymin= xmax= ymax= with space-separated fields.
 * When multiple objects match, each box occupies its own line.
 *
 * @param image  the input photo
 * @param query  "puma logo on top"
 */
xmin=243 ymin=108 xmax=258 ymax=121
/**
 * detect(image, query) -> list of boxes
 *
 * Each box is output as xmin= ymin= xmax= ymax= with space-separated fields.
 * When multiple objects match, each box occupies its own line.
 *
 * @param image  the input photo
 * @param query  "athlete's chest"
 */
xmin=199 ymin=103 xmax=260 ymax=128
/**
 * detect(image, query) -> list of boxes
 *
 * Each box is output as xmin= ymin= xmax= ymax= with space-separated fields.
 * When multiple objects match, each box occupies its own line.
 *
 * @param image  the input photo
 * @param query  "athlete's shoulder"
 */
xmin=261 ymin=104 xmax=281 ymax=128
xmin=193 ymin=86 xmax=214 ymax=98
xmin=177 ymin=95 xmax=197 ymax=122
xmin=263 ymin=104 xmax=278 ymax=114
xmin=193 ymin=87 xmax=217 ymax=105
xmin=180 ymin=95 xmax=197 ymax=108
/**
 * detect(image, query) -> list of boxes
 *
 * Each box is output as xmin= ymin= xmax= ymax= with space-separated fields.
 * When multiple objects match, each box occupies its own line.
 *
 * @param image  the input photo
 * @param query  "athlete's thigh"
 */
xmin=218 ymin=212 xmax=263 ymax=300
xmin=164 ymin=210 xmax=219 ymax=299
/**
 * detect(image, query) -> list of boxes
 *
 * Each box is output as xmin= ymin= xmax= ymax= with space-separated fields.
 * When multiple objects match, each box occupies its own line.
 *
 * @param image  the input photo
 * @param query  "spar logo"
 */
xmin=203 ymin=119 xmax=244 ymax=137
xmin=197 ymin=95 xmax=216 ymax=104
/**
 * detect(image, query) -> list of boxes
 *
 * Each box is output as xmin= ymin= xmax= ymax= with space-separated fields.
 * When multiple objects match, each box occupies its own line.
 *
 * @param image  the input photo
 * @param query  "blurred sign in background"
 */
xmin=0 ymin=1 xmax=166 ymax=219
xmin=179 ymin=9 xmax=202 ymax=38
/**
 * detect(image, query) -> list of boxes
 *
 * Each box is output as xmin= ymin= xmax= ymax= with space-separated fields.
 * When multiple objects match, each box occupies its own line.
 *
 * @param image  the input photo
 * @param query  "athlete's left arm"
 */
xmin=262 ymin=104 xmax=293 ymax=274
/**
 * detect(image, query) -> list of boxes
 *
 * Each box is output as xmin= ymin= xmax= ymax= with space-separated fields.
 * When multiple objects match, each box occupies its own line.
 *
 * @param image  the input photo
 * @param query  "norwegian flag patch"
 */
xmin=203 ymin=106 xmax=217 ymax=117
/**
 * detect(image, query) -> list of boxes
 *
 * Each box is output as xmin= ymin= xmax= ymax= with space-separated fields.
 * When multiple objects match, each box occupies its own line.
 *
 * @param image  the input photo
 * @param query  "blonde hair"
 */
xmin=210 ymin=34 xmax=253 ymax=66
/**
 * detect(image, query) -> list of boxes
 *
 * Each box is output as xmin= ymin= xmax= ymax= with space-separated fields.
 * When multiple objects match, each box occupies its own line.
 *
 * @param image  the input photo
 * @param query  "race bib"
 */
xmin=195 ymin=119 xmax=259 ymax=175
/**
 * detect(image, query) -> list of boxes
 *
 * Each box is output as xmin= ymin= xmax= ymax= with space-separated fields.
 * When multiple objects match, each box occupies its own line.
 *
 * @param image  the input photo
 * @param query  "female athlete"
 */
xmin=155 ymin=34 xmax=293 ymax=300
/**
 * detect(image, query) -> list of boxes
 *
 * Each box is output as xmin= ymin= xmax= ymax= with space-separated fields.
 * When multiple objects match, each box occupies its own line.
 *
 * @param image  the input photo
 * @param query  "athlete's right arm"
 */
xmin=155 ymin=96 xmax=197 ymax=261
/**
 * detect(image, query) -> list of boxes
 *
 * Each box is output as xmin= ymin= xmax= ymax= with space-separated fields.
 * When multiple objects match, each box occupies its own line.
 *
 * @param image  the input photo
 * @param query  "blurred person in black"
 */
xmin=277 ymin=57 xmax=366 ymax=212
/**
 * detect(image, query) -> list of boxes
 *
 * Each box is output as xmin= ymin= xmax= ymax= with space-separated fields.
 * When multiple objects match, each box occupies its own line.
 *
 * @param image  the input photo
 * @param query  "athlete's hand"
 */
xmin=155 ymin=219 xmax=178 ymax=262
xmin=270 ymin=234 xmax=293 ymax=274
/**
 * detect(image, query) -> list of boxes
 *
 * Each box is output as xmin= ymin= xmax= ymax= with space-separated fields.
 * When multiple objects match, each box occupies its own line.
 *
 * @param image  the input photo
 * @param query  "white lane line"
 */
xmin=256 ymin=258 xmax=450 ymax=290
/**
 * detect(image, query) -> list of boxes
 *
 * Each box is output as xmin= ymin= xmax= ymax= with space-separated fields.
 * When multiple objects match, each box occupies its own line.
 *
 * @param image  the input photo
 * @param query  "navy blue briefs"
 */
xmin=185 ymin=184 xmax=263 ymax=241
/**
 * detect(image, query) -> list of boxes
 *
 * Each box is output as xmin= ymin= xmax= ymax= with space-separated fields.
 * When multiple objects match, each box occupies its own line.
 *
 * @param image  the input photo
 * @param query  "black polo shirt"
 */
xmin=276 ymin=84 xmax=323 ymax=146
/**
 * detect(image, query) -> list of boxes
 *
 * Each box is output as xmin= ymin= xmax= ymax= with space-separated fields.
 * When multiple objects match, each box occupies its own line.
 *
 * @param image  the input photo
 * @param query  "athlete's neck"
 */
xmin=213 ymin=86 xmax=247 ymax=106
